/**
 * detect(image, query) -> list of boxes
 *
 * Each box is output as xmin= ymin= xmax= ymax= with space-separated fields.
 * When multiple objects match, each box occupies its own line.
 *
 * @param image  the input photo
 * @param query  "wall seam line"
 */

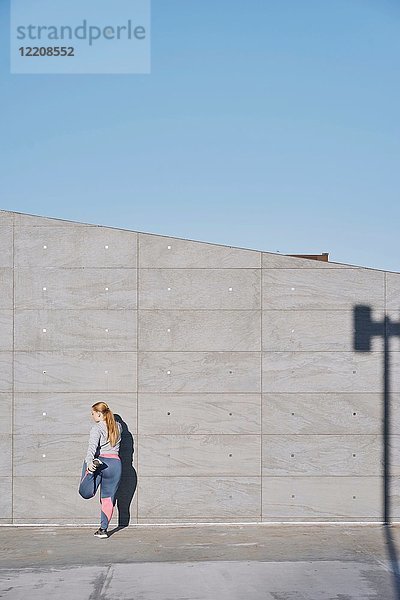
xmin=136 ymin=233 xmax=139 ymax=523
xmin=12 ymin=214 xmax=15 ymax=524
xmin=384 ymin=270 xmax=387 ymax=524
xmin=260 ymin=255 xmax=263 ymax=521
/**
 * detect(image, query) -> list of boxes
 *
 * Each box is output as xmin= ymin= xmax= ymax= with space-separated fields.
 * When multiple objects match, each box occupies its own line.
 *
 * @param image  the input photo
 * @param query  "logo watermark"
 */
xmin=11 ymin=0 xmax=151 ymax=74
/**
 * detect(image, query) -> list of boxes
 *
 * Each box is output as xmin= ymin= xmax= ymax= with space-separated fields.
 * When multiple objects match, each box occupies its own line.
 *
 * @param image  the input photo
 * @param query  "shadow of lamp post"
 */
xmin=354 ymin=305 xmax=400 ymax=523
xmin=354 ymin=305 xmax=400 ymax=598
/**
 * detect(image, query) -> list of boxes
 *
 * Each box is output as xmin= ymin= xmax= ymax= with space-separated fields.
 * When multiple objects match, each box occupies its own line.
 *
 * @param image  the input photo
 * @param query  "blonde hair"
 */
xmin=92 ymin=402 xmax=120 ymax=447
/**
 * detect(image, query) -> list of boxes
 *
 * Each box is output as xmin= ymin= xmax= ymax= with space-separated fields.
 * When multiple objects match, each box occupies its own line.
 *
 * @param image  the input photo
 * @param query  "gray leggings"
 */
xmin=78 ymin=453 xmax=122 ymax=529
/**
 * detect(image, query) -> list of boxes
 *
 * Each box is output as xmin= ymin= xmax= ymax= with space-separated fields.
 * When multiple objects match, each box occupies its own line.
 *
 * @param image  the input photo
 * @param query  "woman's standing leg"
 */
xmin=99 ymin=457 xmax=122 ymax=530
xmin=78 ymin=460 xmax=101 ymax=499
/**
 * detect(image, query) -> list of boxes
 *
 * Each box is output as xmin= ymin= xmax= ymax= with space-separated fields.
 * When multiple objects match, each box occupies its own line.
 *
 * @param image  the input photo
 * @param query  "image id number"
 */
xmin=19 ymin=47 xmax=75 ymax=57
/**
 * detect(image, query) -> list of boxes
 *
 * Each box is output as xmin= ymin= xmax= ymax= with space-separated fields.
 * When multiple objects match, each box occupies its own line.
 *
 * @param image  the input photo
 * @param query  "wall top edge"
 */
xmin=1 ymin=209 xmax=398 ymax=275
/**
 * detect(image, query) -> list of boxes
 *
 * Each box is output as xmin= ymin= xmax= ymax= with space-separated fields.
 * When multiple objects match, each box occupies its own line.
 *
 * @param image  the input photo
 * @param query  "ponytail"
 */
xmin=91 ymin=402 xmax=120 ymax=447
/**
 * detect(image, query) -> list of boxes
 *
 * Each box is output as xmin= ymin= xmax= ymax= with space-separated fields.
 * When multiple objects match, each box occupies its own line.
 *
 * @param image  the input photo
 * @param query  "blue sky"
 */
xmin=0 ymin=0 xmax=399 ymax=272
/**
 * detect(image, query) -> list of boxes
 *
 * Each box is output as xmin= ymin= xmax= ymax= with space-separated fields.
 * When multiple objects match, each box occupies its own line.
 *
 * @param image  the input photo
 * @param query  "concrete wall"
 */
xmin=1 ymin=208 xmax=399 ymax=525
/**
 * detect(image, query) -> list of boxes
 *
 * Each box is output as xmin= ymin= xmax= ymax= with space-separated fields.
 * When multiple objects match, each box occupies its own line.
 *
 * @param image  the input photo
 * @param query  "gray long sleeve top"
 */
xmin=85 ymin=420 xmax=122 ymax=465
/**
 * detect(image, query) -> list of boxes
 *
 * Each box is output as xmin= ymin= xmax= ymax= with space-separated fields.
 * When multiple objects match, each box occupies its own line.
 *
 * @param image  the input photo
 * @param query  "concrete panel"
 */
xmin=0 ymin=269 xmax=13 ymax=309
xmin=0 ymin=435 xmax=12 ymax=476
xmin=15 ymin=309 xmax=137 ymax=351
xmin=14 ymin=226 xmax=137 ymax=268
xmin=386 ymin=272 xmax=400 ymax=311
xmin=0 ymin=208 xmax=15 ymax=225
xmin=13 ymin=476 xmax=136 ymax=521
xmin=388 ymin=312 xmax=400 ymax=351
xmin=262 ymin=434 xmax=381 ymax=476
xmin=262 ymin=252 xmax=351 ymax=269
xmin=11 ymin=518 xmax=124 ymax=524
xmin=387 ymin=435 xmax=400 ymax=476
xmin=262 ymin=269 xmax=385 ymax=309
xmin=0 ymin=310 xmax=13 ymax=350
xmin=260 ymin=516 xmax=380 ymax=522
xmin=0 ymin=478 xmax=12 ymax=518
xmin=139 ymin=269 xmax=260 ymax=309
xmin=390 ymin=353 xmax=400 ymax=392
xmin=262 ymin=310 xmax=385 ymax=352
xmin=388 ymin=477 xmax=400 ymax=519
xmin=139 ymin=233 xmax=260 ymax=268
xmin=14 ymin=268 xmax=137 ymax=309
xmin=0 ymin=393 xmax=12 ymax=434
xmin=0 ymin=209 xmax=13 ymax=225
xmin=136 ymin=517 xmax=261 ymax=523
xmin=262 ymin=351 xmax=382 ymax=393
xmin=138 ymin=393 xmax=261 ymax=434
xmin=0 ymin=352 xmax=13 ymax=391
xmin=138 ymin=477 xmax=261 ymax=519
xmin=262 ymin=477 xmax=381 ymax=518
xmin=13 ymin=435 xmax=90 ymax=477
xmin=139 ymin=310 xmax=260 ymax=351
xmin=13 ymin=212 xmax=92 ymax=228
xmin=138 ymin=351 xmax=261 ymax=393
xmin=390 ymin=393 xmax=400 ymax=435
xmin=13 ymin=392 xmax=137 ymax=434
xmin=138 ymin=434 xmax=260 ymax=476
xmin=13 ymin=435 xmax=137 ymax=476
xmin=0 ymin=222 xmax=13 ymax=267
xmin=14 ymin=350 xmax=137 ymax=392
xmin=262 ymin=393 xmax=383 ymax=434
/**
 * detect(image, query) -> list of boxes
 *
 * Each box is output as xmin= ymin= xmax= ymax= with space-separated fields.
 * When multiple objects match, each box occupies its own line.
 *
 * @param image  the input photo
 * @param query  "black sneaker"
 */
xmin=94 ymin=527 xmax=108 ymax=538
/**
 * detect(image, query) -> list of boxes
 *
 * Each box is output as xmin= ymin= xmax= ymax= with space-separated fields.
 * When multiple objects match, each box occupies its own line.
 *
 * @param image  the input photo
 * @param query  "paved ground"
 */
xmin=1 ymin=523 xmax=400 ymax=599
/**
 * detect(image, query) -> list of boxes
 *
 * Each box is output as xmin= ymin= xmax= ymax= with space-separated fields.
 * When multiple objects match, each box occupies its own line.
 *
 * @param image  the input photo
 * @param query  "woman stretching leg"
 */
xmin=78 ymin=402 xmax=122 ymax=538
